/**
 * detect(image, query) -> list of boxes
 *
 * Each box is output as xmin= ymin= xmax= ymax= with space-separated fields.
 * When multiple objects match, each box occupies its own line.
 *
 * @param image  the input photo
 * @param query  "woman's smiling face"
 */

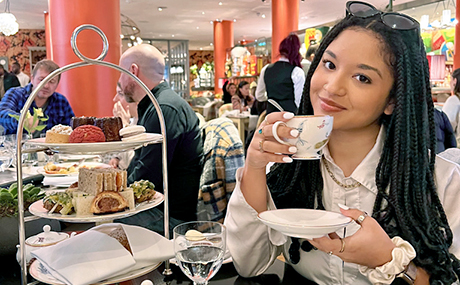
xmin=310 ymin=28 xmax=394 ymax=132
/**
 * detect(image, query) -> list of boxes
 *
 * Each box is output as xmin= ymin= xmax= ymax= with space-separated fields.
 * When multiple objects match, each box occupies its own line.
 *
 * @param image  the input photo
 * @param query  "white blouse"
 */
xmin=443 ymin=95 xmax=460 ymax=145
xmin=224 ymin=129 xmax=460 ymax=284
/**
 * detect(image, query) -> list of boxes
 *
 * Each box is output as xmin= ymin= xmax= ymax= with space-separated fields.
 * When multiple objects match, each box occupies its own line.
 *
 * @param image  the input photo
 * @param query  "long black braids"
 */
xmin=267 ymin=15 xmax=460 ymax=284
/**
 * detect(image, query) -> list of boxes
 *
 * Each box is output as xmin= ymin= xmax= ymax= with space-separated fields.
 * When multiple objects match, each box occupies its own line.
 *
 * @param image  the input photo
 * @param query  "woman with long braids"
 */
xmin=224 ymin=2 xmax=460 ymax=284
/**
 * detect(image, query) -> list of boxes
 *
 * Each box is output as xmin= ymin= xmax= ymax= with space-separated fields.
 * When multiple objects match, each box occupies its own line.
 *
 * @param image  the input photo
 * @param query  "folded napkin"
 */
xmin=42 ymin=176 xmax=78 ymax=187
xmin=32 ymin=223 xmax=174 ymax=285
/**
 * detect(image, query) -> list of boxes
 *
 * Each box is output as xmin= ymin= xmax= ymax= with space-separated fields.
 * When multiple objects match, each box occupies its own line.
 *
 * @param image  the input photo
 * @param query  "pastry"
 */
xmin=69 ymin=125 xmax=106 ymax=143
xmin=119 ymin=125 xmax=147 ymax=142
xmin=45 ymin=124 xmax=72 ymax=143
xmin=70 ymin=116 xmax=96 ymax=129
xmin=94 ymin=117 xmax=123 ymax=142
xmin=90 ymin=191 xmax=128 ymax=214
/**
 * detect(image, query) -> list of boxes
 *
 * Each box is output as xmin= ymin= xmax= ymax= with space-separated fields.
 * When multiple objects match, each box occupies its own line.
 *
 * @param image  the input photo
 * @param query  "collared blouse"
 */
xmin=225 ymin=128 xmax=460 ymax=284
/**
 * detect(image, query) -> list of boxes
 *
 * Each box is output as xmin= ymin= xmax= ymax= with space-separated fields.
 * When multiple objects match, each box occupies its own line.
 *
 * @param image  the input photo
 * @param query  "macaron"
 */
xmin=119 ymin=125 xmax=146 ymax=141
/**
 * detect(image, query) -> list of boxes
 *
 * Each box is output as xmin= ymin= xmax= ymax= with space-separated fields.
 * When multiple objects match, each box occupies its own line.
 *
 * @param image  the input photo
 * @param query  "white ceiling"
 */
xmin=6 ymin=0 xmax=457 ymax=50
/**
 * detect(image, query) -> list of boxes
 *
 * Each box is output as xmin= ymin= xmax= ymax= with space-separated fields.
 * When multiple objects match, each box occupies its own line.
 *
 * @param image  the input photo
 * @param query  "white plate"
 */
xmin=25 ymin=133 xmax=163 ymax=155
xmin=37 ymin=162 xmax=112 ymax=177
xmin=30 ymin=259 xmax=161 ymax=285
xmin=29 ymin=192 xmax=164 ymax=223
xmin=258 ymin=209 xmax=352 ymax=239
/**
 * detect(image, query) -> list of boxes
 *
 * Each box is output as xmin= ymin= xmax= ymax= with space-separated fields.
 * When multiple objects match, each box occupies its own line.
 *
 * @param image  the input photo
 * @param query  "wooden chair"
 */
xmin=218 ymin=103 xmax=233 ymax=117
xmin=256 ymin=110 xmax=267 ymax=128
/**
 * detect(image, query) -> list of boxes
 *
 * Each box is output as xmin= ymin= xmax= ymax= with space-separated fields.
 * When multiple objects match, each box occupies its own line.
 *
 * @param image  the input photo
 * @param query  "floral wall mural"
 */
xmin=0 ymin=29 xmax=46 ymax=76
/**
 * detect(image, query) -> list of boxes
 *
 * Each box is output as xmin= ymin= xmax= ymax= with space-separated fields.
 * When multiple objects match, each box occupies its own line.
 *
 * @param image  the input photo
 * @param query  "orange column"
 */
xmin=213 ymin=20 xmax=233 ymax=95
xmin=44 ymin=12 xmax=53 ymax=60
xmin=48 ymin=0 xmax=121 ymax=117
xmin=455 ymin=0 xmax=460 ymax=69
xmin=271 ymin=0 xmax=299 ymax=63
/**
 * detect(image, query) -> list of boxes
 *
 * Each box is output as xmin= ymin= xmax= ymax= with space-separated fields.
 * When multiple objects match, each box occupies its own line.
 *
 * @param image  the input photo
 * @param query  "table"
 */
xmin=227 ymin=115 xmax=250 ymax=148
xmin=122 ymin=259 xmax=318 ymax=285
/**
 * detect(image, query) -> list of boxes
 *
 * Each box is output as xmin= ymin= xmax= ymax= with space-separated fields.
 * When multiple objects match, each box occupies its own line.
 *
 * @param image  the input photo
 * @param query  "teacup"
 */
xmin=272 ymin=115 xmax=333 ymax=160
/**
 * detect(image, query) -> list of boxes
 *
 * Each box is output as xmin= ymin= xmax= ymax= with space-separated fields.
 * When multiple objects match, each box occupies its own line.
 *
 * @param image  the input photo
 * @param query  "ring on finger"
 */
xmin=355 ymin=211 xmax=368 ymax=225
xmin=258 ymin=140 xmax=265 ymax=153
xmin=339 ymin=238 xmax=345 ymax=253
xmin=258 ymin=128 xmax=263 ymax=135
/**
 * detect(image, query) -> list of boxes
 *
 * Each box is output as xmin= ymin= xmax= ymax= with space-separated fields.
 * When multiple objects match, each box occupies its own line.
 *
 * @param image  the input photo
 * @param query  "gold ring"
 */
xmin=339 ymin=238 xmax=345 ymax=253
xmin=355 ymin=212 xmax=368 ymax=225
xmin=264 ymin=117 xmax=269 ymax=125
xmin=258 ymin=140 xmax=265 ymax=153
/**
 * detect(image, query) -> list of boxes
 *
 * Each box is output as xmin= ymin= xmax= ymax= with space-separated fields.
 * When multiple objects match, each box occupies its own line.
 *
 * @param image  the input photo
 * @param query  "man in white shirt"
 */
xmin=11 ymin=62 xmax=30 ymax=87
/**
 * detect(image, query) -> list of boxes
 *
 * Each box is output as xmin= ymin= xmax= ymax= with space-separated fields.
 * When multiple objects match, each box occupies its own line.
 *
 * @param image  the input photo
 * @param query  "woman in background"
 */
xmin=232 ymin=80 xmax=254 ymax=112
xmin=443 ymin=67 xmax=460 ymax=145
xmin=255 ymin=33 xmax=305 ymax=114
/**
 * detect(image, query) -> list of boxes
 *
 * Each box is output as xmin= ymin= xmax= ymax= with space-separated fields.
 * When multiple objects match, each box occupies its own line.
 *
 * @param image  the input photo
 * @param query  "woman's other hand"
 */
xmin=246 ymin=112 xmax=299 ymax=170
xmin=309 ymin=207 xmax=395 ymax=268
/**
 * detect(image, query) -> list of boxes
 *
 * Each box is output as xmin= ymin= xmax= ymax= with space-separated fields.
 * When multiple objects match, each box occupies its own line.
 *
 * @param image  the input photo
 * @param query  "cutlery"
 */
xmin=268 ymin=99 xmax=285 ymax=112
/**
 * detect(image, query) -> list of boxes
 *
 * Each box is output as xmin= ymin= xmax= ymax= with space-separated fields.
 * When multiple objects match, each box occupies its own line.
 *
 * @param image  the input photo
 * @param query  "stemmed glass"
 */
xmin=173 ymin=221 xmax=226 ymax=285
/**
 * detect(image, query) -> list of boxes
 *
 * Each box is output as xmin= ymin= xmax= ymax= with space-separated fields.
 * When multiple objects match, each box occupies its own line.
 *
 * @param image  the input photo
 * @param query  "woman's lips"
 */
xmin=319 ymin=97 xmax=346 ymax=112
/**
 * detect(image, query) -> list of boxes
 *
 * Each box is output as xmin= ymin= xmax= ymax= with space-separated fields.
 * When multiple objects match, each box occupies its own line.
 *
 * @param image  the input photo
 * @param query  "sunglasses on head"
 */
xmin=346 ymin=1 xmax=419 ymax=31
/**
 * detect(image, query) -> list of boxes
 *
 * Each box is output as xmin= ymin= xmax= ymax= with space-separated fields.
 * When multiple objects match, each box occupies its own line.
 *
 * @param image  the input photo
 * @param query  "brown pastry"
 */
xmin=90 ymin=191 xmax=128 ymax=214
xmin=70 ymin=116 xmax=96 ymax=129
xmin=94 ymin=117 xmax=123 ymax=142
xmin=92 ymin=224 xmax=132 ymax=254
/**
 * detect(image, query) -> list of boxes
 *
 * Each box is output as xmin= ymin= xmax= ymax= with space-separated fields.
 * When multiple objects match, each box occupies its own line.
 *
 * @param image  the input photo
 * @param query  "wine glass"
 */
xmin=173 ymin=221 xmax=226 ymax=285
xmin=0 ymin=146 xmax=14 ymax=172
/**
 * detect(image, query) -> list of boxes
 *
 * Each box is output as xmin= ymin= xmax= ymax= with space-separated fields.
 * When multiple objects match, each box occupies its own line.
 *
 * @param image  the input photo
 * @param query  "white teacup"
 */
xmin=272 ymin=115 xmax=333 ymax=160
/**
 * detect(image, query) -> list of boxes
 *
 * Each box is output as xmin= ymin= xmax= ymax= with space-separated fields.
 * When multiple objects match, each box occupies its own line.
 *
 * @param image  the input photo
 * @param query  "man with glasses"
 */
xmin=0 ymin=59 xmax=75 ymax=137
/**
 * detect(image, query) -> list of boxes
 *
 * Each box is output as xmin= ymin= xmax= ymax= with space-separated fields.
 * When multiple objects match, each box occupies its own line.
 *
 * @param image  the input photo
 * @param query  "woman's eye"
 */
xmin=354 ymin=74 xmax=371 ymax=84
xmin=323 ymin=60 xmax=335 ymax=70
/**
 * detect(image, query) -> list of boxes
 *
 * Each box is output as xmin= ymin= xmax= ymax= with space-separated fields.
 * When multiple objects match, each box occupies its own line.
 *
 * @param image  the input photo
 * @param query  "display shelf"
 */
xmin=15 ymin=25 xmax=172 ymax=285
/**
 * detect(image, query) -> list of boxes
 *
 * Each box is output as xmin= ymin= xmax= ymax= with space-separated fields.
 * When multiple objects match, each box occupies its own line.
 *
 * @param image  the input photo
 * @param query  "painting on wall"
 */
xmin=0 ymin=29 xmax=46 ymax=76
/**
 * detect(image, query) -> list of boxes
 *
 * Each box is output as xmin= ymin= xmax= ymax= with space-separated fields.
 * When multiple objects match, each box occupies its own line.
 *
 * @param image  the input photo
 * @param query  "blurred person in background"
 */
xmin=222 ymin=81 xmax=237 ymax=104
xmin=0 ymin=59 xmax=74 ymax=137
xmin=109 ymin=83 xmax=138 ymax=169
xmin=11 ymin=62 xmax=30 ymax=87
xmin=434 ymin=108 xmax=456 ymax=153
xmin=0 ymin=64 xmax=20 ymax=99
xmin=255 ymin=33 xmax=306 ymax=114
xmin=232 ymin=80 xmax=254 ymax=112
xmin=301 ymin=40 xmax=320 ymax=75
xmin=443 ymin=67 xmax=460 ymax=146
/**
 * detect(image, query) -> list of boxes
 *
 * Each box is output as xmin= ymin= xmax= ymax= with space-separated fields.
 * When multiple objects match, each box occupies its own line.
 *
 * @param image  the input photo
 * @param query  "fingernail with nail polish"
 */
xmin=283 ymin=157 xmax=293 ymax=163
xmin=290 ymin=129 xmax=299 ymax=137
xmin=338 ymin=203 xmax=349 ymax=210
xmin=288 ymin=146 xmax=297 ymax=153
xmin=283 ymin=112 xmax=294 ymax=119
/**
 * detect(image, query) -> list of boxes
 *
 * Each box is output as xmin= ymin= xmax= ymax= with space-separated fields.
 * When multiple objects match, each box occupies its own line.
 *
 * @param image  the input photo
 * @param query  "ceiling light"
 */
xmin=130 ymin=35 xmax=135 ymax=40
xmin=158 ymin=7 xmax=166 ymax=11
xmin=261 ymin=14 xmax=266 ymax=18
xmin=120 ymin=34 xmax=124 ymax=39
xmin=233 ymin=19 xmax=236 ymax=22
xmin=0 ymin=0 xmax=18 ymax=36
xmin=210 ymin=21 xmax=213 ymax=24
xmin=196 ymin=26 xmax=199 ymax=29
xmin=210 ymin=43 xmax=213 ymax=46
xmin=219 ymin=2 xmax=223 ymax=5
xmin=202 ymin=12 xmax=205 ymax=15
xmin=200 ymin=48 xmax=203 ymax=50
xmin=172 ymin=34 xmax=175 ymax=37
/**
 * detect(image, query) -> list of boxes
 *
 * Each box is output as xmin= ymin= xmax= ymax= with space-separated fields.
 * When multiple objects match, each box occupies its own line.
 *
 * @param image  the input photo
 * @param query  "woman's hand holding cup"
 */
xmin=246 ymin=112 xmax=299 ymax=169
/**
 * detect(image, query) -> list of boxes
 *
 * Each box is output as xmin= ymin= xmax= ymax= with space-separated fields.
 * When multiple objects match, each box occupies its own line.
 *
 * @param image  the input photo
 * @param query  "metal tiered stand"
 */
xmin=15 ymin=24 xmax=172 ymax=284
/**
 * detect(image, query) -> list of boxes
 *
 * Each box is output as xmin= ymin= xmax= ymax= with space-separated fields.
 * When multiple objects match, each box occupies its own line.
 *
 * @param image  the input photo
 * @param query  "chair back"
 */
xmin=218 ymin=103 xmax=233 ymax=117
xmin=256 ymin=110 xmax=267 ymax=129
xmin=197 ymin=117 xmax=245 ymax=223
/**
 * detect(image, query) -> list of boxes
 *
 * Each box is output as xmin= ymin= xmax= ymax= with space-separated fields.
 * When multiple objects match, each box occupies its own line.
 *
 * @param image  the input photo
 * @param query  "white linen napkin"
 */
xmin=31 ymin=223 xmax=174 ymax=285
xmin=42 ymin=176 xmax=78 ymax=187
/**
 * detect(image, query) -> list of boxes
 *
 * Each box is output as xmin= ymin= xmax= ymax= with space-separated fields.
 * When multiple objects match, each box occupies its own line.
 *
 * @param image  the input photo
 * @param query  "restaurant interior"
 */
xmin=0 ymin=0 xmax=459 ymax=284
